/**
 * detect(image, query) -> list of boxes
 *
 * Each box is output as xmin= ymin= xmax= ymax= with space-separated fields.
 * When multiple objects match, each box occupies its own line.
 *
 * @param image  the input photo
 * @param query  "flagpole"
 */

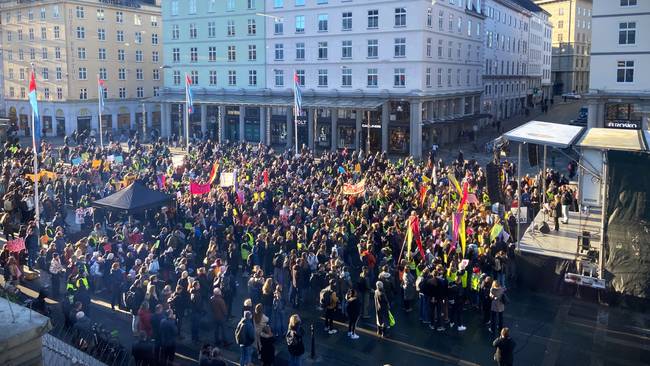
xmin=185 ymin=73 xmax=190 ymax=154
xmin=294 ymin=106 xmax=299 ymax=156
xmin=97 ymin=74 xmax=104 ymax=148
xmin=30 ymin=66 xmax=41 ymax=232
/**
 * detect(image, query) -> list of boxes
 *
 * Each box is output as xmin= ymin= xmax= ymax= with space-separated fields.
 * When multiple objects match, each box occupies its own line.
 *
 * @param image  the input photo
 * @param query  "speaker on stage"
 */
xmin=486 ymin=162 xmax=501 ymax=203
xmin=528 ymin=143 xmax=539 ymax=167
xmin=538 ymin=221 xmax=550 ymax=234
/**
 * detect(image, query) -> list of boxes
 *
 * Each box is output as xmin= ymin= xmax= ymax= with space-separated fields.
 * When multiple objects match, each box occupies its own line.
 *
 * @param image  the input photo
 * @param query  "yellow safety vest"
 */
xmin=471 ymin=273 xmax=481 ymax=291
xmin=460 ymin=271 xmax=468 ymax=288
xmin=76 ymin=277 xmax=89 ymax=290
xmin=446 ymin=269 xmax=457 ymax=283
xmin=66 ymin=282 xmax=77 ymax=292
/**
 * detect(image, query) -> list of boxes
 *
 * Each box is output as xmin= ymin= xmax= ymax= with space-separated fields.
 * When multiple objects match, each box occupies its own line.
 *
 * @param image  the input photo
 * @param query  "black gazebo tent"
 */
xmin=93 ymin=181 xmax=173 ymax=213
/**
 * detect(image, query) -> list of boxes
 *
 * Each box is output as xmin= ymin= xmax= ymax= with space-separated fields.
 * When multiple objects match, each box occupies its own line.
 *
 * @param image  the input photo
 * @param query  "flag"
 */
xmin=490 ymin=224 xmax=503 ymax=242
xmin=293 ymin=72 xmax=302 ymax=116
xmin=208 ymin=162 xmax=219 ymax=185
xmin=6 ymin=238 xmax=26 ymax=252
xmin=406 ymin=215 xmax=425 ymax=260
xmin=156 ymin=174 xmax=166 ymax=189
xmin=452 ymin=212 xmax=462 ymax=245
xmin=185 ymin=74 xmax=194 ymax=114
xmin=459 ymin=211 xmax=467 ymax=256
xmin=448 ymin=172 xmax=462 ymax=195
xmin=98 ymin=77 xmax=105 ymax=112
xmin=28 ymin=71 xmax=41 ymax=146
xmin=262 ymin=169 xmax=269 ymax=186
xmin=419 ymin=185 xmax=429 ymax=207
xmin=457 ymin=181 xmax=469 ymax=212
xmin=190 ymin=182 xmax=210 ymax=195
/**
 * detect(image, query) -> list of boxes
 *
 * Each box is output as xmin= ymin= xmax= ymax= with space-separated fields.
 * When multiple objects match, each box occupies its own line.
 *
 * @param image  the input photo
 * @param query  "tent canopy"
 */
xmin=93 ymin=182 xmax=173 ymax=213
xmin=577 ymin=128 xmax=648 ymax=152
xmin=503 ymin=120 xmax=585 ymax=148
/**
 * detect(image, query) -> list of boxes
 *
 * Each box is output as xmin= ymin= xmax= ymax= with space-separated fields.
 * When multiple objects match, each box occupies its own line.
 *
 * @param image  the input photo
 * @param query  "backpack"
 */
xmin=319 ymin=288 xmax=332 ymax=308
xmin=124 ymin=290 xmax=136 ymax=310
xmin=286 ymin=330 xmax=305 ymax=356
xmin=272 ymin=253 xmax=284 ymax=268
xmin=235 ymin=320 xmax=252 ymax=346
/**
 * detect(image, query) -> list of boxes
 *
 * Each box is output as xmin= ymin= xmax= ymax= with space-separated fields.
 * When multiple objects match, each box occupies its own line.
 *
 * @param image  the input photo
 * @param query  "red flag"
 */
xmin=7 ymin=238 xmax=26 ymax=252
xmin=410 ymin=216 xmax=426 ymax=259
xmin=457 ymin=181 xmax=469 ymax=212
xmin=419 ymin=185 xmax=429 ymax=208
xmin=262 ymin=169 xmax=269 ymax=186
xmin=208 ymin=162 xmax=219 ymax=184
xmin=190 ymin=182 xmax=210 ymax=195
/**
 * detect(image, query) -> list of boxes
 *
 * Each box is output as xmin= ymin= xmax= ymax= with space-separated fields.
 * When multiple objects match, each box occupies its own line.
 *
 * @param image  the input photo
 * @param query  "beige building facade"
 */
xmin=535 ymin=0 xmax=592 ymax=95
xmin=0 ymin=0 xmax=162 ymax=138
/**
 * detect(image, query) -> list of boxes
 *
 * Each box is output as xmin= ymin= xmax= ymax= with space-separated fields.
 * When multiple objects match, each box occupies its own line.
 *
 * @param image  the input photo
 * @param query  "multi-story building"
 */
xmin=585 ymin=0 xmax=650 ymax=130
xmin=0 ymin=0 xmax=162 ymax=137
xmin=482 ymin=0 xmax=533 ymax=121
xmin=155 ymin=0 xmax=487 ymax=158
xmin=535 ymin=0 xmax=592 ymax=95
xmin=517 ymin=0 xmax=553 ymax=102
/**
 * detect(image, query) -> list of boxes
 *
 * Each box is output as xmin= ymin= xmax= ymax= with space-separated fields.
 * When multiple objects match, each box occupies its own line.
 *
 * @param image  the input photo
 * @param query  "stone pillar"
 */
xmin=239 ymin=106 xmax=245 ymax=142
xmin=265 ymin=107 xmax=271 ymax=145
xmin=259 ymin=107 xmax=266 ymax=144
xmin=130 ymin=109 xmax=137 ymax=130
xmin=286 ymin=108 xmax=293 ymax=149
xmin=307 ymin=108 xmax=315 ymax=150
xmin=355 ymin=110 xmax=362 ymax=151
xmin=200 ymin=104 xmax=207 ymax=135
xmin=111 ymin=112 xmax=119 ymax=132
xmin=218 ymin=105 xmax=225 ymax=143
xmin=159 ymin=103 xmax=167 ymax=137
xmin=587 ymin=98 xmax=599 ymax=129
xmin=410 ymin=100 xmax=423 ymax=160
xmin=330 ymin=108 xmax=338 ymax=152
xmin=381 ymin=102 xmax=390 ymax=153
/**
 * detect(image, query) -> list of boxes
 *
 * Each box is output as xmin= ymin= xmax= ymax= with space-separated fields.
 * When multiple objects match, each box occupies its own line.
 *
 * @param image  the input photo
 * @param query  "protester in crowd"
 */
xmin=159 ymin=310 xmax=178 ymax=366
xmin=286 ymin=314 xmax=305 ymax=366
xmin=374 ymin=281 xmax=390 ymax=338
xmin=253 ymin=303 xmax=270 ymax=358
xmin=259 ymin=325 xmax=275 ymax=366
xmin=210 ymin=287 xmax=228 ymax=347
xmin=235 ymin=310 xmax=256 ymax=366
xmin=493 ymin=327 xmax=516 ymax=366
xmin=320 ymin=279 xmax=339 ymax=334
xmin=132 ymin=331 xmax=155 ymax=366
xmin=346 ymin=288 xmax=361 ymax=339
xmin=490 ymin=280 xmax=506 ymax=335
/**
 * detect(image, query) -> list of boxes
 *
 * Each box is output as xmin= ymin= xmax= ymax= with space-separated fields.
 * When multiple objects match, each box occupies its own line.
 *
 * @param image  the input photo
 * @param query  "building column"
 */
xmin=111 ymin=112 xmax=119 ymax=132
xmin=410 ymin=100 xmax=423 ymax=160
xmin=200 ymin=104 xmax=207 ymax=135
xmin=285 ymin=109 xmax=293 ymax=150
xmin=355 ymin=110 xmax=362 ymax=151
xmin=265 ymin=107 xmax=271 ymax=145
xmin=330 ymin=108 xmax=338 ymax=152
xmin=130 ymin=109 xmax=137 ymax=130
xmin=238 ymin=106 xmax=245 ymax=142
xmin=259 ymin=107 xmax=267 ymax=144
xmin=381 ymin=102 xmax=389 ymax=153
xmin=307 ymin=108 xmax=315 ymax=151
xmin=217 ymin=105 xmax=225 ymax=143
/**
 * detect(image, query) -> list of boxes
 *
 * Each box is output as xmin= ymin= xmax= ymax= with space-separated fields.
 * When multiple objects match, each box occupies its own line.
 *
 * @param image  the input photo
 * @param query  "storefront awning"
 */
xmin=147 ymin=94 xmax=386 ymax=110
xmin=503 ymin=120 xmax=585 ymax=149
xmin=577 ymin=128 xmax=648 ymax=152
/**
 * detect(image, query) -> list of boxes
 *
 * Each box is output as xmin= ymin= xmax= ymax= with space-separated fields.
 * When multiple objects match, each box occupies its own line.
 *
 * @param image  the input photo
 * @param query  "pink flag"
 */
xmin=452 ymin=212 xmax=463 ymax=244
xmin=7 ymin=238 xmax=26 ymax=252
xmin=236 ymin=190 xmax=245 ymax=205
xmin=466 ymin=193 xmax=479 ymax=205
xmin=190 ymin=182 xmax=211 ymax=195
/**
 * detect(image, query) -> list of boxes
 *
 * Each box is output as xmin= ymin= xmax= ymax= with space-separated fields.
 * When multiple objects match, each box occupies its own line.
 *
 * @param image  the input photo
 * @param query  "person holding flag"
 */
xmin=28 ymin=69 xmax=42 ymax=232
xmin=292 ymin=72 xmax=302 ymax=155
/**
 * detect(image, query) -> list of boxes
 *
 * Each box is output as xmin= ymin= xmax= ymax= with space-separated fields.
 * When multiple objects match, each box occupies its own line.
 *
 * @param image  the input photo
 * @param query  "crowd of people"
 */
xmin=0 ymin=133 xmax=577 ymax=366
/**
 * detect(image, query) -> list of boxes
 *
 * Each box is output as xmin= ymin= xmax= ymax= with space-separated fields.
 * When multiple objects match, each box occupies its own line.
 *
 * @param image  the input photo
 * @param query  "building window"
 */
xmin=56 ymin=88 xmax=62 ymax=99
xmin=248 ymin=0 xmax=256 ymax=9
xmin=227 ymin=20 xmax=236 ymax=36
xmin=40 ymin=7 xmax=46 ymax=20
xmin=76 ymin=6 xmax=84 ymax=19
xmin=76 ymin=26 xmax=85 ymax=39
xmin=228 ymin=46 xmax=236 ymax=61
xmin=275 ymin=44 xmax=284 ymax=60
xmin=134 ymin=32 xmax=142 ymax=44
xmin=394 ymin=38 xmax=406 ymax=57
xmin=172 ymin=48 xmax=180 ymax=62
xmin=318 ymin=14 xmax=328 ymax=32
xmin=296 ymin=43 xmax=305 ymax=60
xmin=620 ymin=0 xmax=637 ymax=6
xmin=151 ymin=16 xmax=158 ymax=27
xmin=209 ymin=70 xmax=218 ymax=85
xmin=77 ymin=47 xmax=86 ymax=59
xmin=42 ymin=68 xmax=49 ymax=80
xmin=134 ymin=14 xmax=142 ymax=25
xmin=98 ymin=48 xmax=106 ymax=60
xmin=274 ymin=70 xmax=284 ymax=87
xmin=426 ymin=68 xmax=431 ymax=87
xmin=228 ymin=70 xmax=237 ymax=86
xmin=616 ymin=60 xmax=634 ymax=82
xmin=248 ymin=19 xmax=256 ymax=35
xmin=136 ymin=69 xmax=143 ymax=80
xmin=41 ymin=27 xmax=47 ymax=40
xmin=117 ymin=30 xmax=125 ymax=42
xmin=367 ymin=68 xmax=378 ymax=87
xmin=152 ymin=51 xmax=159 ymax=62
xmin=274 ymin=21 xmax=283 ymax=35
xmin=173 ymin=71 xmax=181 ymax=85
xmin=190 ymin=48 xmax=198 ymax=62
xmin=208 ymin=22 xmax=216 ymax=38
xmin=189 ymin=24 xmax=197 ymax=39
xmin=557 ymin=20 xmax=563 ymax=29
xmin=209 ymin=47 xmax=217 ymax=62
xmin=44 ymin=88 xmax=50 ymax=99
xmin=437 ymin=68 xmax=442 ymax=86
xmin=153 ymin=87 xmax=160 ymax=97
xmin=318 ymin=69 xmax=328 ymax=87
xmin=248 ymin=45 xmax=257 ymax=61
xmin=394 ymin=8 xmax=406 ymax=27
xmin=30 ymin=48 xmax=35 ymax=60
xmin=119 ymin=88 xmax=126 ymax=99
xmin=426 ymin=38 xmax=432 ymax=57
xmin=80 ymin=88 xmax=88 ymax=99
xmin=227 ymin=0 xmax=235 ymax=10
xmin=342 ymin=40 xmax=352 ymax=59
xmin=172 ymin=25 xmax=179 ymax=40
xmin=56 ymin=67 xmax=62 ymax=80
xmin=394 ymin=68 xmax=405 ymax=87
xmin=619 ymin=22 xmax=636 ymax=45
xmin=274 ymin=0 xmax=284 ymax=7
xmin=136 ymin=87 xmax=144 ymax=98
xmin=341 ymin=68 xmax=352 ymax=87
xmin=318 ymin=42 xmax=328 ymax=59
xmin=151 ymin=34 xmax=158 ymax=45
xmin=153 ymin=69 xmax=160 ymax=80
xmin=342 ymin=12 xmax=352 ymax=31
xmin=42 ymin=47 xmax=48 ymax=59
xmin=295 ymin=16 xmax=305 ymax=33
xmin=98 ymin=28 xmax=105 ymax=41
xmin=296 ymin=70 xmax=305 ymax=86
xmin=189 ymin=0 xmax=197 ymax=14
xmin=119 ymin=68 xmax=126 ymax=80
xmin=190 ymin=70 xmax=199 ymax=84
xmin=367 ymin=39 xmax=378 ymax=58
xmin=368 ymin=10 xmax=379 ymax=29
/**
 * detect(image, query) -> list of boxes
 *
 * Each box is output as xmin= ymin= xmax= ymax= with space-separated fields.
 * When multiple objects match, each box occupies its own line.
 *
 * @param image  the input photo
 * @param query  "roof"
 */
xmin=577 ymin=128 xmax=648 ymax=152
xmin=93 ymin=182 xmax=173 ymax=212
xmin=503 ymin=120 xmax=585 ymax=148
xmin=513 ymin=0 xmax=545 ymax=12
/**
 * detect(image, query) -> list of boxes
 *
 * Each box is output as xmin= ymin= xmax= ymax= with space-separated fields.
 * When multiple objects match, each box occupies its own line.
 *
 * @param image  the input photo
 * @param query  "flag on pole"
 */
xmin=185 ymin=74 xmax=194 ymax=114
xmin=293 ymin=72 xmax=302 ymax=116
xmin=405 ymin=215 xmax=426 ymax=260
xmin=208 ymin=162 xmax=219 ymax=185
xmin=98 ymin=78 xmax=105 ymax=112
xmin=28 ymin=71 xmax=41 ymax=145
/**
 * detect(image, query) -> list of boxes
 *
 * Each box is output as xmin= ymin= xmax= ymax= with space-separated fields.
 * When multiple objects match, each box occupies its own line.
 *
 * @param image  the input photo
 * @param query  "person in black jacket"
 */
xmin=493 ymin=327 xmax=515 ymax=366
xmin=132 ymin=331 xmax=155 ymax=366
xmin=346 ymin=289 xmax=361 ymax=339
xmin=286 ymin=314 xmax=305 ymax=366
xmin=159 ymin=310 xmax=178 ymax=366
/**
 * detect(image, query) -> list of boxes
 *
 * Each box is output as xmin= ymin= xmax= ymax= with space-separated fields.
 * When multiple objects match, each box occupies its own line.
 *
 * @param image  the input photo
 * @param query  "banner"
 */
xmin=342 ymin=179 xmax=366 ymax=195
xmin=92 ymin=160 xmax=102 ymax=169
xmin=220 ymin=172 xmax=235 ymax=187
xmin=190 ymin=182 xmax=211 ymax=195
xmin=452 ymin=212 xmax=462 ymax=245
xmin=26 ymin=170 xmax=58 ymax=182
xmin=71 ymin=157 xmax=82 ymax=166
xmin=6 ymin=238 xmax=25 ymax=252
xmin=490 ymin=224 xmax=503 ymax=242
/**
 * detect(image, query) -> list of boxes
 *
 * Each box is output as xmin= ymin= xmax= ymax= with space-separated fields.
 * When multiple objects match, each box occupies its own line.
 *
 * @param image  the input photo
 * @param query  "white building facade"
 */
xmin=586 ymin=0 xmax=650 ymax=130
xmin=521 ymin=0 xmax=553 ymax=102
xmin=482 ymin=0 xmax=534 ymax=121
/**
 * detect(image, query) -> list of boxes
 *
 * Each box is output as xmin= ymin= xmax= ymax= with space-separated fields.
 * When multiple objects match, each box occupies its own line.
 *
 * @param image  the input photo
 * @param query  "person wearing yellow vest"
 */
xmin=470 ymin=267 xmax=482 ymax=307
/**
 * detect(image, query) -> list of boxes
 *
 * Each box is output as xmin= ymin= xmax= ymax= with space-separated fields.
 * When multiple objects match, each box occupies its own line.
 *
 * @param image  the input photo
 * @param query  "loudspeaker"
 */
xmin=579 ymin=231 xmax=591 ymax=251
xmin=528 ymin=143 xmax=539 ymax=167
xmin=539 ymin=221 xmax=550 ymax=234
xmin=486 ymin=162 xmax=501 ymax=203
